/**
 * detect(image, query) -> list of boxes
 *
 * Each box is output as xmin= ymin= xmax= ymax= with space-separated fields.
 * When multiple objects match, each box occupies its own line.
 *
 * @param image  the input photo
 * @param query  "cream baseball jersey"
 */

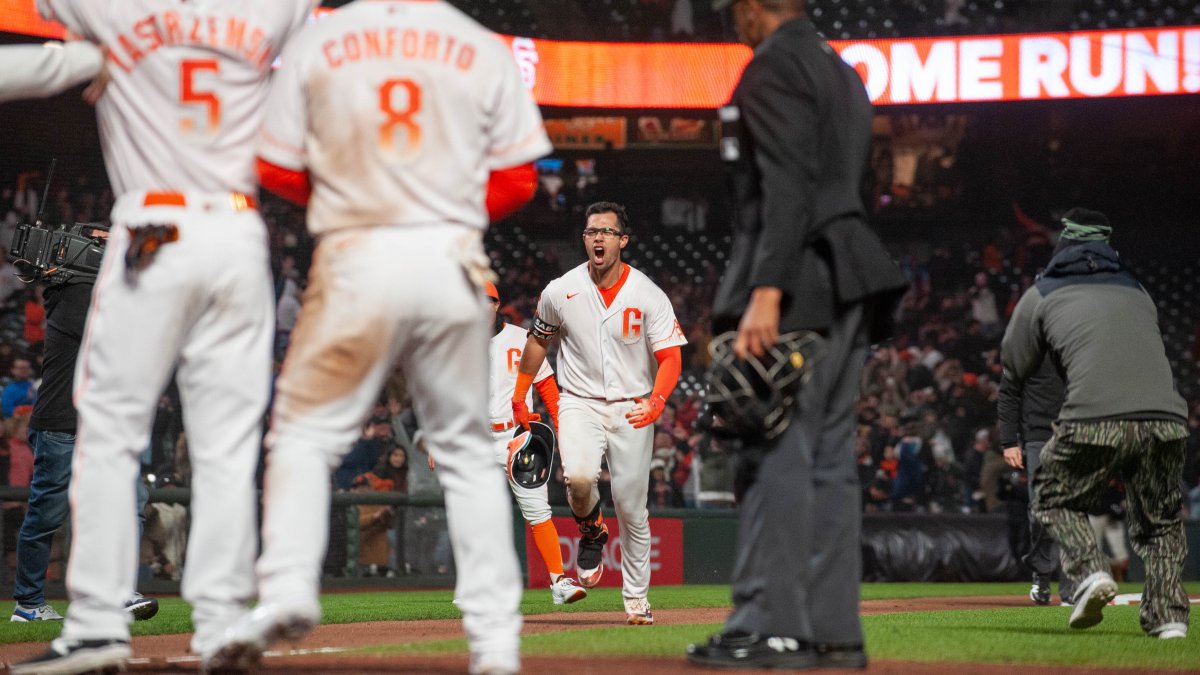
xmin=535 ymin=263 xmax=687 ymax=401
xmin=489 ymin=322 xmax=552 ymax=422
xmin=257 ymin=0 xmax=552 ymax=236
xmin=37 ymin=0 xmax=314 ymax=196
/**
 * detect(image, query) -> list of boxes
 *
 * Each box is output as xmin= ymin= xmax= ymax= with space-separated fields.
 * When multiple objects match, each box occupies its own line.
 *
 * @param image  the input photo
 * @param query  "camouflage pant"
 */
xmin=1031 ymin=419 xmax=1190 ymax=634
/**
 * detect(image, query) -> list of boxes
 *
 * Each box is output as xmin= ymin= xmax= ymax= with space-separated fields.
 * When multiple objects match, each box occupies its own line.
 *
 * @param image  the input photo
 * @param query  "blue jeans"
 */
xmin=14 ymin=429 xmax=149 ymax=606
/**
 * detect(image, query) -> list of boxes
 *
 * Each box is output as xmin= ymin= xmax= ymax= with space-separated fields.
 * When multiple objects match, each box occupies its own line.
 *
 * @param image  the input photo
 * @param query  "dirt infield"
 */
xmin=0 ymin=596 xmax=1158 ymax=673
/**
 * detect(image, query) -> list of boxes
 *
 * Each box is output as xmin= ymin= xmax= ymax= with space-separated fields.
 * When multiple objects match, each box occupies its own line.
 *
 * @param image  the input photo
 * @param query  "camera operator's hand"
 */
xmin=1002 ymin=445 xmax=1023 ymax=469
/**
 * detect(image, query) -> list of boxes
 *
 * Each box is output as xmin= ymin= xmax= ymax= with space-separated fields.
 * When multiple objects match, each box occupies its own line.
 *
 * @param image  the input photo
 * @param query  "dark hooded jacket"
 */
xmin=1000 ymin=241 xmax=1186 ymax=424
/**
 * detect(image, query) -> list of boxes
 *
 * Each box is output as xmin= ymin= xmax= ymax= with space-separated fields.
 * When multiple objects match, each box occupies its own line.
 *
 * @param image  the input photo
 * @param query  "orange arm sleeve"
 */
xmin=256 ymin=157 xmax=311 ymax=206
xmin=513 ymin=370 xmax=535 ymax=403
xmin=533 ymin=375 xmax=561 ymax=419
xmin=486 ymin=162 xmax=537 ymax=222
xmin=651 ymin=346 xmax=682 ymax=402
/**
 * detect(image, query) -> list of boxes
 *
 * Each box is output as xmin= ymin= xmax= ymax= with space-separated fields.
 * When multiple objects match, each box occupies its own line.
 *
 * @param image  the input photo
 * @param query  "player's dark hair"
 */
xmin=585 ymin=201 xmax=630 ymax=234
xmin=760 ymin=0 xmax=807 ymax=15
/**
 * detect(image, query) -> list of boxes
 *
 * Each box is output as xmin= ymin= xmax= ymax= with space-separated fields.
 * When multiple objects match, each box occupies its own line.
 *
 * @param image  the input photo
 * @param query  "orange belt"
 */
xmin=143 ymin=191 xmax=257 ymax=210
xmin=491 ymin=420 xmax=516 ymax=432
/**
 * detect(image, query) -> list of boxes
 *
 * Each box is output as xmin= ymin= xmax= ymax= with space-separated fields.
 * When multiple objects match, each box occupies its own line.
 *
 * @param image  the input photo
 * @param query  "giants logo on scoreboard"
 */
xmin=511 ymin=37 xmax=539 ymax=90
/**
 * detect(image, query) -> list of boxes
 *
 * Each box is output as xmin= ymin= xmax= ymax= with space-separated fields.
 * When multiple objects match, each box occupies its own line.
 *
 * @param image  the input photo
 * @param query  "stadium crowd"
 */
xmin=1 ymin=164 xmax=1198 ymax=581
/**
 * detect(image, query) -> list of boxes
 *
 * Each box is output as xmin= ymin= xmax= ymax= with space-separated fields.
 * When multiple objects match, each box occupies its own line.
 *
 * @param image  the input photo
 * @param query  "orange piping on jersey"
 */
xmin=598 ymin=263 xmax=630 ymax=308
xmin=488 ymin=127 xmax=547 ymax=159
xmin=261 ymin=128 xmax=305 ymax=160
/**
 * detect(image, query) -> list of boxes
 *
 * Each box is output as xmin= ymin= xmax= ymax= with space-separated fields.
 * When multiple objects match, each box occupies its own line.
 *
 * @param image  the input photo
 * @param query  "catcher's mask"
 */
xmin=507 ymin=421 xmax=556 ymax=489
xmin=702 ymin=330 xmax=823 ymax=442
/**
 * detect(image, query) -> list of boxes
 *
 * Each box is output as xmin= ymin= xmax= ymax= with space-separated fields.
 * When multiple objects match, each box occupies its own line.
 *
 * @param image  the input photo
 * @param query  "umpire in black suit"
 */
xmin=688 ymin=0 xmax=906 ymax=669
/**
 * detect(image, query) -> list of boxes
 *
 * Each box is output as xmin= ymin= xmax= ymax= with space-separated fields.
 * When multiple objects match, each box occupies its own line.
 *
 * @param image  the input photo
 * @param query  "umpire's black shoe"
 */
xmin=686 ymin=631 xmax=816 ymax=669
xmin=815 ymin=642 xmax=868 ymax=669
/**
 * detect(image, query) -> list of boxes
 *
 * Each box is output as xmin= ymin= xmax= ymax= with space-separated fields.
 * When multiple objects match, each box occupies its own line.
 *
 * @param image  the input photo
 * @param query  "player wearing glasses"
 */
xmin=510 ymin=201 xmax=686 ymax=625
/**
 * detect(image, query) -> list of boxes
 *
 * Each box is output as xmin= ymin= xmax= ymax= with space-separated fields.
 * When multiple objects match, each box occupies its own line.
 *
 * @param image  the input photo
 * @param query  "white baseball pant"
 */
xmin=257 ymin=224 xmax=522 ymax=662
xmin=64 ymin=191 xmax=272 ymax=655
xmin=557 ymin=396 xmax=654 ymax=600
xmin=491 ymin=430 xmax=552 ymax=526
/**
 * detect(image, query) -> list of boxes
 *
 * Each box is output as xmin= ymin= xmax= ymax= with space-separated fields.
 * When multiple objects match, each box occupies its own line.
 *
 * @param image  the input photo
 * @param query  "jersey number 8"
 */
xmin=378 ymin=78 xmax=423 ymax=159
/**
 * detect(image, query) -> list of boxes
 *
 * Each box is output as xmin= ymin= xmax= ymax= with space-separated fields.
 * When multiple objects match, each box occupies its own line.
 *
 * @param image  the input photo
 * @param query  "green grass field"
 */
xmin=4 ymin=583 xmax=1197 ymax=670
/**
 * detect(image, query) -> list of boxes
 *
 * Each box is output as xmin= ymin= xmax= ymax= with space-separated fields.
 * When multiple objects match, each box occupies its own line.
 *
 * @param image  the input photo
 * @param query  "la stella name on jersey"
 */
xmin=322 ymin=28 xmax=476 ymax=72
xmin=105 ymin=13 xmax=275 ymax=73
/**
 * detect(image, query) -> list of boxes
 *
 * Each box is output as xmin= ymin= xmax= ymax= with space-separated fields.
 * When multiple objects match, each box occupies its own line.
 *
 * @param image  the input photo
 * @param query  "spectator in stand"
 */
xmin=5 ymin=406 xmax=34 ymax=487
xmin=889 ymin=414 xmax=926 ymax=511
xmin=647 ymin=459 xmax=682 ymax=509
xmin=333 ymin=413 xmax=394 ymax=492
xmin=1 ymin=357 xmax=36 ymax=418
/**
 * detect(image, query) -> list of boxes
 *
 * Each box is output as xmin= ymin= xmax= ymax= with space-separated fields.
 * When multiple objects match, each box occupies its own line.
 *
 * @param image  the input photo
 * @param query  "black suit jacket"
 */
xmin=712 ymin=17 xmax=906 ymax=342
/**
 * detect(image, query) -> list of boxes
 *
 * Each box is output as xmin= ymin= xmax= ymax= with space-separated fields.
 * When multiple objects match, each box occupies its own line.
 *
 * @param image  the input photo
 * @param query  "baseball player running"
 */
xmin=212 ymin=2 xmax=552 ymax=674
xmin=10 ymin=2 xmax=314 ymax=675
xmin=485 ymin=281 xmax=587 ymax=606
xmin=513 ymin=201 xmax=686 ymax=625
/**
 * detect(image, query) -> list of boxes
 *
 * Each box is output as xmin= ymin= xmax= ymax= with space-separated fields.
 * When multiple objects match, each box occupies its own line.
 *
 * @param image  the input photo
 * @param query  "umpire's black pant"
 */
xmin=725 ymin=303 xmax=866 ymax=646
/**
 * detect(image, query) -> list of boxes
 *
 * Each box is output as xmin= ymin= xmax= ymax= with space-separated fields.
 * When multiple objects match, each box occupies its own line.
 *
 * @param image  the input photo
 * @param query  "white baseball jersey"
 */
xmin=0 ymin=41 xmax=101 ymax=102
xmin=37 ymin=0 xmax=314 ymax=196
xmin=535 ymin=263 xmax=687 ymax=401
xmin=489 ymin=322 xmax=553 ymax=422
xmin=257 ymin=0 xmax=552 ymax=235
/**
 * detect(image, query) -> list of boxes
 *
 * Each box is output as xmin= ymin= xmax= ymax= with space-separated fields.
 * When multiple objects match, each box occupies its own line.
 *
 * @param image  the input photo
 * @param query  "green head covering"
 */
xmin=1060 ymin=208 xmax=1111 ymax=243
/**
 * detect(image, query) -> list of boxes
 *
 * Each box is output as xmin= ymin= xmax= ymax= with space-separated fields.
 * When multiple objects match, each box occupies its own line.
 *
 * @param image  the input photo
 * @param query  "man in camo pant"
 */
xmin=1001 ymin=208 xmax=1189 ymax=640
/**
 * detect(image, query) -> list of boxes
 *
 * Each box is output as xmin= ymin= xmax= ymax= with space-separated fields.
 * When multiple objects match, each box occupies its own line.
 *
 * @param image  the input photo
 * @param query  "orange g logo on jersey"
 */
xmin=506 ymin=348 xmax=522 ymax=374
xmin=622 ymin=307 xmax=643 ymax=344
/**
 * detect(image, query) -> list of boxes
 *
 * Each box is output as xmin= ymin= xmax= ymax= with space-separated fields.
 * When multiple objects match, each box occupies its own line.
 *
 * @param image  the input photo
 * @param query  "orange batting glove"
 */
xmin=625 ymin=394 xmax=666 ymax=429
xmin=512 ymin=400 xmax=541 ymax=431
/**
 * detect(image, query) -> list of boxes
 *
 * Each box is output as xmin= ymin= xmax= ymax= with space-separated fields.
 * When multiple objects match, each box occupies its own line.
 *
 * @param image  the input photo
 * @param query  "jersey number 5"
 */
xmin=378 ymin=79 xmax=422 ymax=159
xmin=180 ymin=59 xmax=221 ymax=133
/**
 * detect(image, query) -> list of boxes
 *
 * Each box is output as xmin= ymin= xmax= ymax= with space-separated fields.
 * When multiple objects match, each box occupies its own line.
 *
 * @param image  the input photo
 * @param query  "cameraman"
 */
xmin=10 ymin=227 xmax=157 ymax=622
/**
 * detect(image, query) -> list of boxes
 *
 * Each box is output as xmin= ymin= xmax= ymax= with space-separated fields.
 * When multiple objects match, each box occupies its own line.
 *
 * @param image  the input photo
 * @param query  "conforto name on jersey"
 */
xmin=106 ymin=13 xmax=276 ymax=73
xmin=322 ymin=28 xmax=477 ymax=72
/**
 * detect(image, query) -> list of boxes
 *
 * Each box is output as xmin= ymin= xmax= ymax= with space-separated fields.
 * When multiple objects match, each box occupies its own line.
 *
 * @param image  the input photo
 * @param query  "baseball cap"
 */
xmin=483 ymin=281 xmax=500 ymax=302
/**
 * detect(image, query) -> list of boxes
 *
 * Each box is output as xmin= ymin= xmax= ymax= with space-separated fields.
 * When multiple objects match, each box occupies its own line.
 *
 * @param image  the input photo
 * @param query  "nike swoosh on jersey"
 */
xmin=567 ymin=292 xmax=580 ymax=300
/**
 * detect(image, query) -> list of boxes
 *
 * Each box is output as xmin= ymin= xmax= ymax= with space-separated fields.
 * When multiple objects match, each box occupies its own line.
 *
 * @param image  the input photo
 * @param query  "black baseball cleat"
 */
xmin=815 ymin=642 xmax=868 ymax=669
xmin=9 ymin=637 xmax=131 ymax=675
xmin=576 ymin=520 xmax=608 ymax=589
xmin=125 ymin=592 xmax=159 ymax=621
xmin=686 ymin=631 xmax=816 ymax=669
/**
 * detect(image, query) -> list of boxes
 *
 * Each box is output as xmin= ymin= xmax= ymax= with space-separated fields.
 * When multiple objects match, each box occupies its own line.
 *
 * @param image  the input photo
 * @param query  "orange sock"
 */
xmin=530 ymin=520 xmax=565 ymax=578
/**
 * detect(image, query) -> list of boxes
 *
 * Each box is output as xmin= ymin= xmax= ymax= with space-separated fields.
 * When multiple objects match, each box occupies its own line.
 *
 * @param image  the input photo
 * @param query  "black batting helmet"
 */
xmin=507 ymin=421 xmax=556 ymax=489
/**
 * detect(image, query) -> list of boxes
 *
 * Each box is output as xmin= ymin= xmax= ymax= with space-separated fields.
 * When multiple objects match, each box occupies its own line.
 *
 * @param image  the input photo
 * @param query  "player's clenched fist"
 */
xmin=625 ymin=394 xmax=666 ymax=429
xmin=512 ymin=400 xmax=542 ymax=430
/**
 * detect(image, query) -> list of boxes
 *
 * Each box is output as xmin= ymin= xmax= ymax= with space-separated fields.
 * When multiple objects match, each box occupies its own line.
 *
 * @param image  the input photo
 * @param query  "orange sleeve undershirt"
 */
xmin=513 ymin=370 xmax=535 ymax=403
xmin=650 ymin=346 xmax=682 ymax=402
xmin=486 ymin=162 xmax=537 ymax=222
xmin=256 ymin=157 xmax=311 ymax=207
xmin=533 ymin=375 xmax=560 ymax=418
